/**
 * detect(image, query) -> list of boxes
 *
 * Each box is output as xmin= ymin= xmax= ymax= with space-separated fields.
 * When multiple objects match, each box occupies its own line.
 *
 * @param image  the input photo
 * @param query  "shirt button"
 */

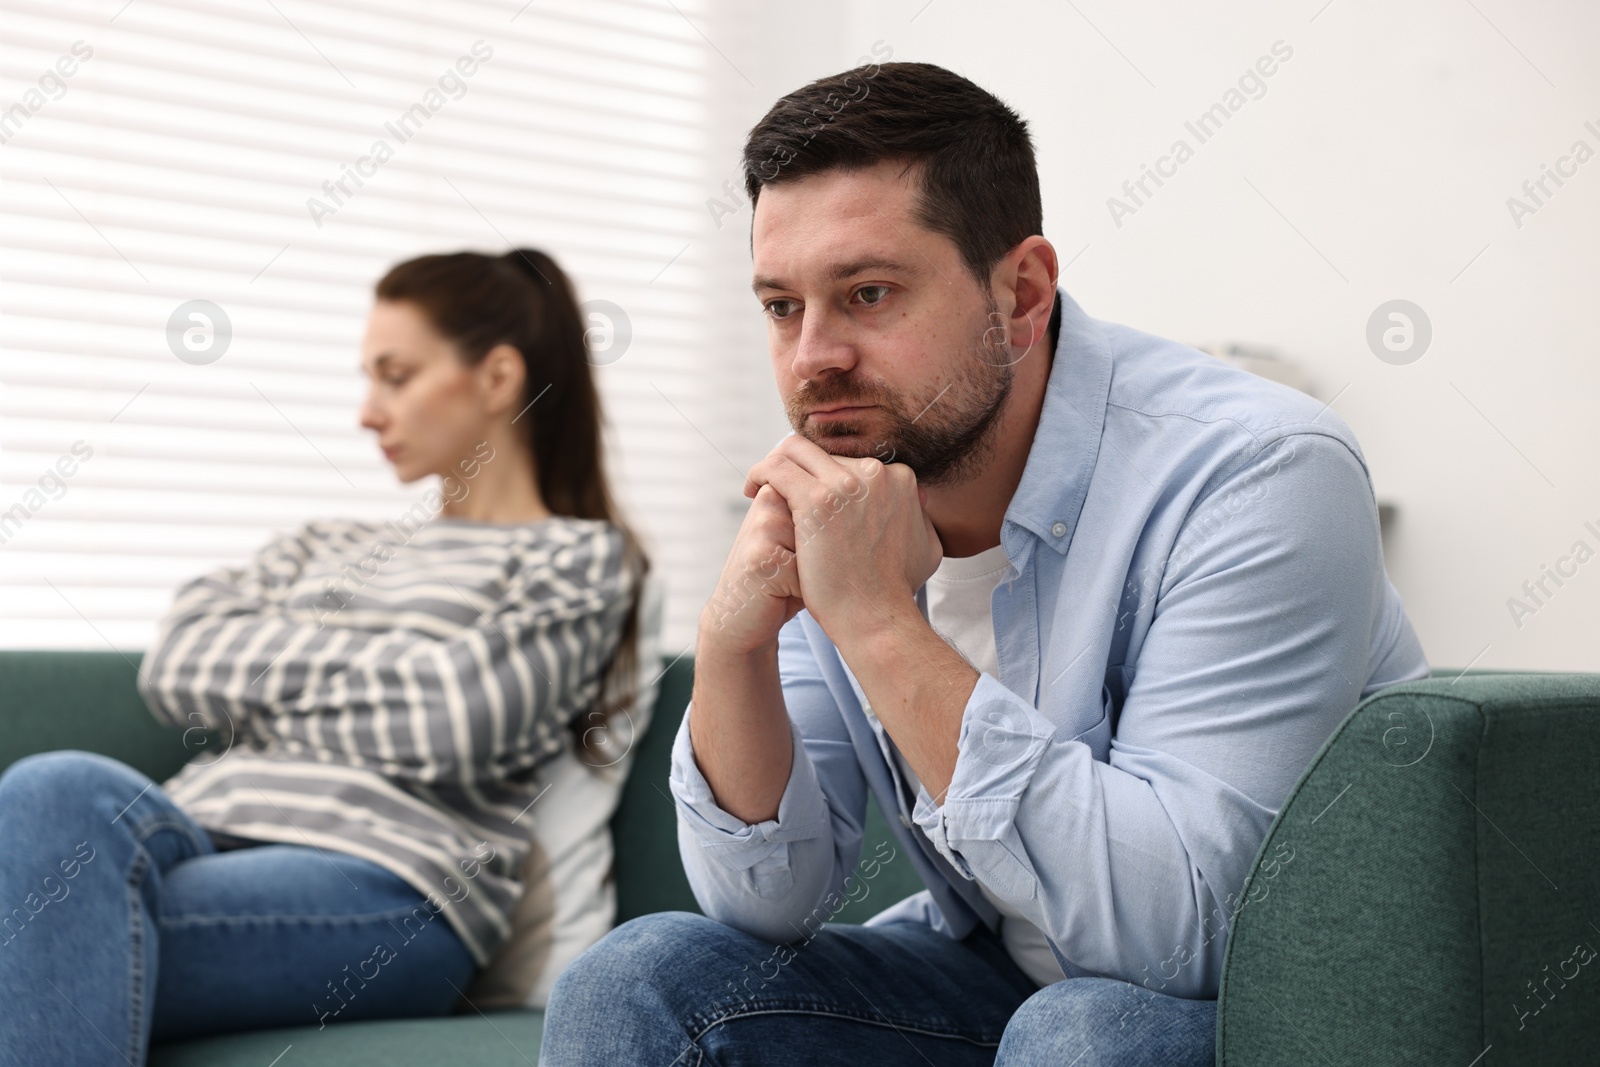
xmin=899 ymin=813 xmax=911 ymax=828
xmin=1050 ymin=521 xmax=1067 ymax=537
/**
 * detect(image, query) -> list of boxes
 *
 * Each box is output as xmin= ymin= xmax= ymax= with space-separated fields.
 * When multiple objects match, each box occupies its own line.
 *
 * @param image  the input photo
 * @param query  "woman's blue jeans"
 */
xmin=539 ymin=909 xmax=1217 ymax=1065
xmin=0 ymin=750 xmax=477 ymax=1067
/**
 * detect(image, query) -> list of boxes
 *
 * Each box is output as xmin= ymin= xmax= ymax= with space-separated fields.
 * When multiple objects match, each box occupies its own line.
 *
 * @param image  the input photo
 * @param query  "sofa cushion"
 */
xmin=467 ymin=570 xmax=669 ymax=1009
xmin=148 ymin=1009 xmax=543 ymax=1066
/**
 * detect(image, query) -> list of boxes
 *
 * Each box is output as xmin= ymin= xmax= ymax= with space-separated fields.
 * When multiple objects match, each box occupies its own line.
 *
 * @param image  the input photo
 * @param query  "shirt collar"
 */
xmin=1000 ymin=286 xmax=1112 ymax=565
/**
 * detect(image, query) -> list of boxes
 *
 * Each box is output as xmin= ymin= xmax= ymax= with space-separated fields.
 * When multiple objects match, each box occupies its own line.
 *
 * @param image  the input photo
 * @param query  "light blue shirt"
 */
xmin=669 ymin=286 xmax=1428 ymax=999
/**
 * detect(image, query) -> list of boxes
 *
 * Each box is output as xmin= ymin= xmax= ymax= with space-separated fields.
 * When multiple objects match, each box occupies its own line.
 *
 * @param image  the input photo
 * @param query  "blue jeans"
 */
xmin=540 ymin=910 xmax=1215 ymax=1066
xmin=0 ymin=750 xmax=477 ymax=1067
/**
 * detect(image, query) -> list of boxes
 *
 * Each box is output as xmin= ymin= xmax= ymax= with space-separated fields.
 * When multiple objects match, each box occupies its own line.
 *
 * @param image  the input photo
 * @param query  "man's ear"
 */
xmin=996 ymin=236 xmax=1058 ymax=356
xmin=479 ymin=343 xmax=527 ymax=416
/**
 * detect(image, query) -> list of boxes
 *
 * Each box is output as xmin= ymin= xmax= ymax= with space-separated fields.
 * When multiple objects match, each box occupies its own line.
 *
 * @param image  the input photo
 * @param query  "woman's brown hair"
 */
xmin=374 ymin=248 xmax=650 ymax=769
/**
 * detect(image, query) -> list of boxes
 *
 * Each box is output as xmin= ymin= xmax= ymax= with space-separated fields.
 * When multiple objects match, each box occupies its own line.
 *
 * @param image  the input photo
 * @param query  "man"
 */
xmin=540 ymin=61 xmax=1427 ymax=1065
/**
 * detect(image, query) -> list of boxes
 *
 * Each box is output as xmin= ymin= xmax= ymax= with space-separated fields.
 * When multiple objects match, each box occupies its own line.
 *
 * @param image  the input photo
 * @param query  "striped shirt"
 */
xmin=135 ymin=513 xmax=637 ymax=967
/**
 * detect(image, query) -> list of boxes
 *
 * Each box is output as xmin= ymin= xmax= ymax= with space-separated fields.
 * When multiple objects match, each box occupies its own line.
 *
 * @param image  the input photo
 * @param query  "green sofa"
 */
xmin=2 ymin=651 xmax=1596 ymax=1064
xmin=0 ymin=650 xmax=922 ymax=1065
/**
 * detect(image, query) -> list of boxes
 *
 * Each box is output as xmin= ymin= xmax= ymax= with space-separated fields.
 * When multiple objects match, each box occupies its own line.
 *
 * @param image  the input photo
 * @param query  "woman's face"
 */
xmin=358 ymin=299 xmax=498 ymax=484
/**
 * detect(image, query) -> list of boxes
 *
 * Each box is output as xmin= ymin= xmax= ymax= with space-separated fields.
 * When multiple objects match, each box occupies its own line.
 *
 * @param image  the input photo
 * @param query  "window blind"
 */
xmin=0 ymin=0 xmax=726 ymax=653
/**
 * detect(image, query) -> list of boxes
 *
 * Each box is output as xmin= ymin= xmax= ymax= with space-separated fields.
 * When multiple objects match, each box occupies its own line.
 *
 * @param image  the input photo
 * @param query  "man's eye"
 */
xmin=384 ymin=375 xmax=409 ymax=386
xmin=765 ymin=300 xmax=798 ymax=320
xmin=856 ymin=285 xmax=890 ymax=306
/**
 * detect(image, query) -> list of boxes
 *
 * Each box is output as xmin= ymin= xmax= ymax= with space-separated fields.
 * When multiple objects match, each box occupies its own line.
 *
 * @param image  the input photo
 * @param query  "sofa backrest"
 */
xmin=608 ymin=653 xmax=699 ymax=920
xmin=0 ymin=650 xmax=197 ymax=780
xmin=1216 ymin=672 xmax=1600 ymax=1065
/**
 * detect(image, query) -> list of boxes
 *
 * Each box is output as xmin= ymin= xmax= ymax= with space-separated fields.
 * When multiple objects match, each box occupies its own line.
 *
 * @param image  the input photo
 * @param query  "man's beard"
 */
xmin=784 ymin=293 xmax=1015 ymax=489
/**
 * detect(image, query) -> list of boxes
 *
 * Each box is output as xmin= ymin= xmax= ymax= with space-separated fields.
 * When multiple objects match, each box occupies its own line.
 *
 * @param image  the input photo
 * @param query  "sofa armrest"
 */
xmin=1216 ymin=672 xmax=1600 ymax=1065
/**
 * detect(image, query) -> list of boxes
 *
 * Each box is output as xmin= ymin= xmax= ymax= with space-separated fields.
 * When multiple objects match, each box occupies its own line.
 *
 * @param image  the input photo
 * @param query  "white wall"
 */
xmin=708 ymin=0 xmax=1600 ymax=672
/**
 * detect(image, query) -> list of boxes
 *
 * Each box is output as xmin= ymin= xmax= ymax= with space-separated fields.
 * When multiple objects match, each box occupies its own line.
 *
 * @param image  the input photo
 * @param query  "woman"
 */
xmin=0 ymin=249 xmax=652 ymax=1064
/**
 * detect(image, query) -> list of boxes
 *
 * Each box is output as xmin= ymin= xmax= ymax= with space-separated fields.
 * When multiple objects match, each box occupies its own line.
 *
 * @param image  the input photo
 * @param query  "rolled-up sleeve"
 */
xmin=912 ymin=433 xmax=1425 ymax=998
xmin=669 ymin=613 xmax=870 ymax=944
xmin=910 ymin=670 xmax=1056 ymax=890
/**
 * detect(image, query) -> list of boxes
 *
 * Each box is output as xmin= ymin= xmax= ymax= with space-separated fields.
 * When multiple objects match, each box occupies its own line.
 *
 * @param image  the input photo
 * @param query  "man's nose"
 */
xmin=789 ymin=304 xmax=858 ymax=382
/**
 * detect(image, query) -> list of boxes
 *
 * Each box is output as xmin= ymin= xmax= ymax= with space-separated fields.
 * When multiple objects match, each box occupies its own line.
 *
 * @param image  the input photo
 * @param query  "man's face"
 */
xmin=750 ymin=158 xmax=1014 ymax=488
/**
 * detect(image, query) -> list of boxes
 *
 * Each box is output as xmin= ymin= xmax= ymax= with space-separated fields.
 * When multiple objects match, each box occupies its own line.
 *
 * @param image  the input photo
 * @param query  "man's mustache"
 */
xmin=790 ymin=378 xmax=895 ymax=412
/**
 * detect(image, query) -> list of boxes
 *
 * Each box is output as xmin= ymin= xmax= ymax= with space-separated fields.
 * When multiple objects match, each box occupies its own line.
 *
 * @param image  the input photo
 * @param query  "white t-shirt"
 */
xmin=875 ymin=542 xmax=1067 ymax=988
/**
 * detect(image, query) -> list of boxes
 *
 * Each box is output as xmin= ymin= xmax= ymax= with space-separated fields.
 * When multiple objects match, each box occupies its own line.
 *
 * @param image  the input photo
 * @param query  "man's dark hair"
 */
xmin=741 ymin=61 xmax=1043 ymax=286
